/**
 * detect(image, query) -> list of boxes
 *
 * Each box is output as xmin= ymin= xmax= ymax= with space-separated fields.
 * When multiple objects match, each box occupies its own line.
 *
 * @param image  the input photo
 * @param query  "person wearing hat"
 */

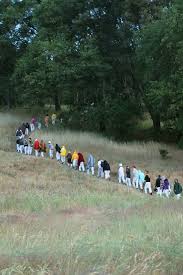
xmin=34 ymin=139 xmax=40 ymax=157
xmin=60 ymin=145 xmax=67 ymax=164
xmin=118 ymin=163 xmax=125 ymax=184
xmin=174 ymin=179 xmax=182 ymax=200
xmin=48 ymin=141 xmax=54 ymax=159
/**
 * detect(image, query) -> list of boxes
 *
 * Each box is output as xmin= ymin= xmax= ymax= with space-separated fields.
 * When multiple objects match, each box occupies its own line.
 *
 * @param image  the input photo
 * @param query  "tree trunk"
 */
xmin=151 ymin=113 xmax=161 ymax=132
xmin=54 ymin=92 xmax=61 ymax=111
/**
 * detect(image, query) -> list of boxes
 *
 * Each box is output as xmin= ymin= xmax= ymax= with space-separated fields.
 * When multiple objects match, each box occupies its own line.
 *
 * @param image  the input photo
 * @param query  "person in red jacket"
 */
xmin=34 ymin=139 xmax=40 ymax=157
xmin=78 ymin=152 xmax=85 ymax=172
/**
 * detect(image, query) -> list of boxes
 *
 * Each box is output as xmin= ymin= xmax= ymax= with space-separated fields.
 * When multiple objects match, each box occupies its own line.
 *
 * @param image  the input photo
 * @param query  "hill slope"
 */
xmin=0 ymin=114 xmax=183 ymax=274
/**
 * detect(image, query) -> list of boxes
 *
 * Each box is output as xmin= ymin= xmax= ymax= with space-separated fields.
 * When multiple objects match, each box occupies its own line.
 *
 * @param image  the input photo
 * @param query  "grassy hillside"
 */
xmin=0 ymin=113 xmax=183 ymax=274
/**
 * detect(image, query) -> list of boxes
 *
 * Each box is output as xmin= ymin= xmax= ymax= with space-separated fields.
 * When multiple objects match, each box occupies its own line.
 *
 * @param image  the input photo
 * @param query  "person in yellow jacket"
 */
xmin=72 ymin=151 xmax=79 ymax=169
xmin=60 ymin=145 xmax=67 ymax=164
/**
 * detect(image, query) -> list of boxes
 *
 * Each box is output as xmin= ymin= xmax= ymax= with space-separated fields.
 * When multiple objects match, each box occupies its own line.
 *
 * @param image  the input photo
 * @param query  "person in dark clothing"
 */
xmin=102 ymin=160 xmax=111 ymax=180
xmin=155 ymin=175 xmax=161 ymax=195
xmin=144 ymin=171 xmax=152 ymax=195
xmin=55 ymin=144 xmax=61 ymax=161
xmin=174 ymin=179 xmax=182 ymax=200
xmin=66 ymin=152 xmax=72 ymax=167
xmin=25 ymin=122 xmax=30 ymax=136
xmin=126 ymin=166 xmax=131 ymax=187
xmin=78 ymin=152 xmax=85 ymax=172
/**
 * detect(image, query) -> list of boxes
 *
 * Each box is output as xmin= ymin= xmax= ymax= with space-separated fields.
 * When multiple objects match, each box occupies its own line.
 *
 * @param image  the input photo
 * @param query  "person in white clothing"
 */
xmin=48 ymin=141 xmax=54 ymax=159
xmin=24 ymin=139 xmax=28 ymax=155
xmin=98 ymin=160 xmax=104 ymax=178
xmin=118 ymin=163 xmax=125 ymax=184
xmin=132 ymin=166 xmax=139 ymax=189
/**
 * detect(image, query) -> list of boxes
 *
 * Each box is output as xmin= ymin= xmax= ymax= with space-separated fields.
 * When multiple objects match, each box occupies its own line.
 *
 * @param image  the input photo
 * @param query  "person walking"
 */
xmin=24 ymin=139 xmax=28 ymax=155
xmin=55 ymin=144 xmax=61 ymax=161
xmin=155 ymin=175 xmax=162 ymax=196
xmin=28 ymin=137 xmax=33 ymax=155
xmin=138 ymin=170 xmax=145 ymax=191
xmin=48 ymin=141 xmax=54 ymax=159
xmin=144 ymin=171 xmax=152 ymax=195
xmin=39 ymin=140 xmax=47 ymax=157
xmin=78 ymin=152 xmax=85 ymax=172
xmin=132 ymin=166 xmax=139 ymax=189
xmin=103 ymin=160 xmax=111 ymax=180
xmin=60 ymin=146 xmax=67 ymax=164
xmin=67 ymin=151 xmax=72 ymax=167
xmin=118 ymin=163 xmax=125 ymax=184
xmin=174 ymin=179 xmax=182 ymax=200
xmin=87 ymin=154 xmax=95 ymax=175
xmin=51 ymin=113 xmax=57 ymax=125
xmin=25 ymin=122 xmax=30 ymax=136
xmin=33 ymin=139 xmax=40 ymax=157
xmin=72 ymin=151 xmax=79 ymax=169
xmin=98 ymin=159 xmax=104 ymax=178
xmin=44 ymin=114 xmax=49 ymax=128
xmin=126 ymin=166 xmax=132 ymax=188
xmin=30 ymin=117 xmax=36 ymax=132
xmin=162 ymin=178 xmax=171 ymax=198
xmin=19 ymin=138 xmax=24 ymax=154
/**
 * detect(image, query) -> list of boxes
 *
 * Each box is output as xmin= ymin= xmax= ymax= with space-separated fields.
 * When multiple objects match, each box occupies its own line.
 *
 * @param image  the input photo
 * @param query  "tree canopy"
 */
xmin=1 ymin=0 xmax=183 ymax=142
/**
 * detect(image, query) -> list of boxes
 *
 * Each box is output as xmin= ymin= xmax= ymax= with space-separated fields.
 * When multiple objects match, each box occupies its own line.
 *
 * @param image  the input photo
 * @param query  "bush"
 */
xmin=159 ymin=149 xmax=169 ymax=159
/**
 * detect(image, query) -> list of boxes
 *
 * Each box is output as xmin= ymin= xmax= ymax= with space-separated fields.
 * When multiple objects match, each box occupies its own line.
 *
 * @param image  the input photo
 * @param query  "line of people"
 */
xmin=15 ymin=124 xmax=183 ymax=200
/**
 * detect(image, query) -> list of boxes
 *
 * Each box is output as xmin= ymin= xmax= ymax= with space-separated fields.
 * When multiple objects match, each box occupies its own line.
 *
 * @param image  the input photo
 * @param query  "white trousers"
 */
xmin=87 ymin=167 xmax=95 ymax=176
xmin=56 ymin=152 xmax=61 ymax=161
xmin=16 ymin=144 xmax=20 ymax=152
xmin=118 ymin=175 xmax=125 ymax=184
xmin=144 ymin=182 xmax=152 ymax=194
xmin=157 ymin=187 xmax=162 ymax=196
xmin=19 ymin=145 xmax=24 ymax=154
xmin=138 ymin=180 xmax=144 ymax=190
xmin=104 ymin=170 xmax=110 ymax=180
xmin=30 ymin=123 xmax=35 ymax=132
xmin=41 ymin=152 xmax=44 ymax=158
xmin=163 ymin=189 xmax=170 ymax=198
xmin=24 ymin=146 xmax=28 ymax=155
xmin=79 ymin=162 xmax=85 ymax=172
xmin=35 ymin=150 xmax=39 ymax=157
xmin=49 ymin=150 xmax=54 ymax=159
xmin=72 ymin=159 xmax=78 ymax=169
xmin=28 ymin=146 xmax=32 ymax=155
xmin=61 ymin=156 xmax=66 ymax=164
xmin=176 ymin=194 xmax=181 ymax=200
xmin=126 ymin=178 xmax=131 ymax=187
xmin=98 ymin=167 xmax=104 ymax=178
xmin=132 ymin=177 xmax=138 ymax=188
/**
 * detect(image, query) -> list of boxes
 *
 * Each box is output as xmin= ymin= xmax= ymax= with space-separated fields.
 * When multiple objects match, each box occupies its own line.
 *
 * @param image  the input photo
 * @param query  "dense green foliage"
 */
xmin=1 ymin=0 xmax=183 ymax=141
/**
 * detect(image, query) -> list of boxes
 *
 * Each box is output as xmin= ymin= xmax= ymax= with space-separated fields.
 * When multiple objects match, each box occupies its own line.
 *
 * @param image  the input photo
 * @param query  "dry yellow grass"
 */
xmin=0 ymin=113 xmax=183 ymax=275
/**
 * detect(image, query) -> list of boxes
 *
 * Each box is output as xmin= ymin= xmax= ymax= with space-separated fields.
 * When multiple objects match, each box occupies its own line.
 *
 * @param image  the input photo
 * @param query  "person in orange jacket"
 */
xmin=39 ymin=140 xmax=47 ymax=157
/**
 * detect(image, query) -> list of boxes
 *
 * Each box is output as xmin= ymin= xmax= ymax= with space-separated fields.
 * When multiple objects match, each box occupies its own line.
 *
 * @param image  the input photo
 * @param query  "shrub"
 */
xmin=159 ymin=149 xmax=169 ymax=159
